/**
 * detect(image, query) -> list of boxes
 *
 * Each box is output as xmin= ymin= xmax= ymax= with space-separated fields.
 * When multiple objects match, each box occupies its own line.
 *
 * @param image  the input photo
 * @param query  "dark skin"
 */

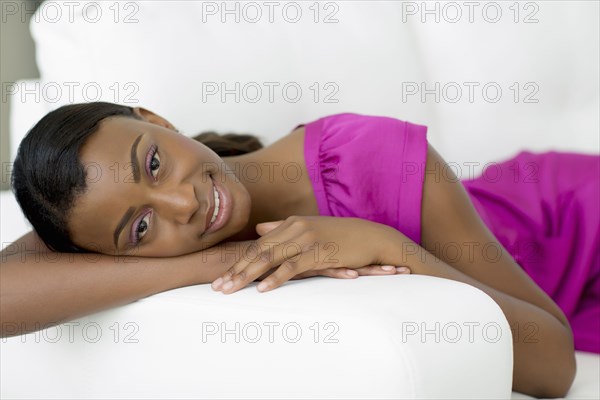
xmin=69 ymin=107 xmax=402 ymax=278
xmin=70 ymin=108 xmax=256 ymax=256
xmin=8 ymin=107 xmax=576 ymax=397
xmin=70 ymin=107 xmax=328 ymax=256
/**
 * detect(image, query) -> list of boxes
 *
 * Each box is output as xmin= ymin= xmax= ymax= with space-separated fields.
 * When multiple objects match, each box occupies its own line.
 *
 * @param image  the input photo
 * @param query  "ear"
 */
xmin=132 ymin=107 xmax=176 ymax=131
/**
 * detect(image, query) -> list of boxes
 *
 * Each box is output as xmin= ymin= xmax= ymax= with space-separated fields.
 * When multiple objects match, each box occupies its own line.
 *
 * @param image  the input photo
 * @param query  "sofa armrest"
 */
xmin=1 ymin=274 xmax=513 ymax=399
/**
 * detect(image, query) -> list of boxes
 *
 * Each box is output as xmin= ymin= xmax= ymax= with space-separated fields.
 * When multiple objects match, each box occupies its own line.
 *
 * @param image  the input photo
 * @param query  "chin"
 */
xmin=229 ymin=187 xmax=253 ymax=241
xmin=227 ymin=185 xmax=252 ymax=237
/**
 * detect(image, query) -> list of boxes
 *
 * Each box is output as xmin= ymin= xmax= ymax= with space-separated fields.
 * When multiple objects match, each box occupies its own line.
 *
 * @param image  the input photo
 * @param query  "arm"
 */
xmin=0 ymin=230 xmax=254 ymax=338
xmin=379 ymin=143 xmax=576 ymax=398
xmin=0 ymin=231 xmax=396 ymax=338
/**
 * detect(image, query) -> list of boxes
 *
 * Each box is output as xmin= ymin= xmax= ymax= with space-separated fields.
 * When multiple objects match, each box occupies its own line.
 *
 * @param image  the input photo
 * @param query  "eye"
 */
xmin=133 ymin=211 xmax=152 ymax=245
xmin=146 ymin=145 xmax=161 ymax=179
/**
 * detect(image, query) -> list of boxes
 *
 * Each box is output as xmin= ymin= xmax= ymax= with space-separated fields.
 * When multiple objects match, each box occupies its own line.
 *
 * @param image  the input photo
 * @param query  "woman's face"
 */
xmin=68 ymin=107 xmax=252 ymax=257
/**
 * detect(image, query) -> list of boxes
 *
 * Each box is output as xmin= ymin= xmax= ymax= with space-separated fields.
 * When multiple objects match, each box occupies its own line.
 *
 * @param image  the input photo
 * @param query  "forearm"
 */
xmin=381 ymin=234 xmax=576 ymax=398
xmin=0 ymin=241 xmax=253 ymax=338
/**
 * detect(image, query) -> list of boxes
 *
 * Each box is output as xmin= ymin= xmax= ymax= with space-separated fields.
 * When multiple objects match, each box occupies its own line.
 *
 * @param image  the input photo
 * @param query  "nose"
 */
xmin=151 ymin=181 xmax=201 ymax=225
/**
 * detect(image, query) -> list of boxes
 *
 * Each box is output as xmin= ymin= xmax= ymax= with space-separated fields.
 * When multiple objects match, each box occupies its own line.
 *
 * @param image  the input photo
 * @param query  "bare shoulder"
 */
xmin=274 ymin=125 xmax=305 ymax=146
xmin=261 ymin=125 xmax=306 ymax=163
xmin=255 ymin=125 xmax=319 ymax=216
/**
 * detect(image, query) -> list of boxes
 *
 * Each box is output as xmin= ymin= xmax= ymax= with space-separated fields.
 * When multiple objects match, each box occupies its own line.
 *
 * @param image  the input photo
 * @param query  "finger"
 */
xmin=290 ymin=270 xmax=319 ymax=280
xmin=212 ymin=240 xmax=286 ymax=292
xmin=213 ymin=221 xmax=301 ymax=292
xmin=318 ymin=268 xmax=358 ymax=279
xmin=396 ymin=266 xmax=411 ymax=274
xmin=354 ymin=265 xmax=398 ymax=276
xmin=293 ymin=266 xmax=406 ymax=281
xmin=256 ymin=259 xmax=307 ymax=292
xmin=220 ymin=238 xmax=305 ymax=294
xmin=255 ymin=220 xmax=286 ymax=236
xmin=292 ymin=268 xmax=359 ymax=280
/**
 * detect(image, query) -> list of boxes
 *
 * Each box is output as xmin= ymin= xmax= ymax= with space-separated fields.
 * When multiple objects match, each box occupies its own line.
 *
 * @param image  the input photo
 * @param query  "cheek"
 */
xmin=145 ymin=225 xmax=196 ymax=257
xmin=173 ymin=142 xmax=222 ymax=176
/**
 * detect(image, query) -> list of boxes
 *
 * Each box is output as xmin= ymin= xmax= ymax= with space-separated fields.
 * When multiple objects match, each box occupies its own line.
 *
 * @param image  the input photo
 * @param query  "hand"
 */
xmin=211 ymin=216 xmax=408 ymax=294
xmin=289 ymin=264 xmax=411 ymax=280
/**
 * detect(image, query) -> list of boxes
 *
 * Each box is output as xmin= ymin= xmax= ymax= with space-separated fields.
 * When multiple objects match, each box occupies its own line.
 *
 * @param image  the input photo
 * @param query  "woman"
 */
xmin=3 ymin=102 xmax=598 ymax=397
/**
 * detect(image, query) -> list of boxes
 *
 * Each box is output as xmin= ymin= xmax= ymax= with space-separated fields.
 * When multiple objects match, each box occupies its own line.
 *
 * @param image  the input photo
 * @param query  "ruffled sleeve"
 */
xmin=302 ymin=113 xmax=428 ymax=245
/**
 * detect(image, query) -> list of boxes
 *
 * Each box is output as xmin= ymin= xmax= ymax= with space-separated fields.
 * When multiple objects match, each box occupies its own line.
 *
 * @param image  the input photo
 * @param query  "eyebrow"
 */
xmin=113 ymin=207 xmax=135 ymax=251
xmin=113 ymin=133 xmax=144 ymax=250
xmin=130 ymin=133 xmax=144 ymax=183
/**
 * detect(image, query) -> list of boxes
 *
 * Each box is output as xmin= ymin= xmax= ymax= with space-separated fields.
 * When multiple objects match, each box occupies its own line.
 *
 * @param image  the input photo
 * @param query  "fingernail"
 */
xmin=222 ymin=281 xmax=234 ymax=291
xmin=212 ymin=277 xmax=223 ymax=290
xmin=346 ymin=269 xmax=358 ymax=277
xmin=396 ymin=267 xmax=409 ymax=273
xmin=381 ymin=265 xmax=395 ymax=271
xmin=257 ymin=282 xmax=268 ymax=292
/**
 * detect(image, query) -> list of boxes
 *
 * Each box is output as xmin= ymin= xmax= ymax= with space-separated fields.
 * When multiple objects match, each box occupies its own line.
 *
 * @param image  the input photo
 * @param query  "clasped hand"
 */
xmin=211 ymin=216 xmax=411 ymax=294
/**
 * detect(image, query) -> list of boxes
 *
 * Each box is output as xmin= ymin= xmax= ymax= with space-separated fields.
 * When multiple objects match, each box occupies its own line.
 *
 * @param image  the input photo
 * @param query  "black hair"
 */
xmin=11 ymin=102 xmax=263 ymax=253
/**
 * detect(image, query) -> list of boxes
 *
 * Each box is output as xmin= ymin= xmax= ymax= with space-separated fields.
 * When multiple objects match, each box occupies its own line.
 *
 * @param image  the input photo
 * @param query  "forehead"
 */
xmin=79 ymin=116 xmax=141 ymax=161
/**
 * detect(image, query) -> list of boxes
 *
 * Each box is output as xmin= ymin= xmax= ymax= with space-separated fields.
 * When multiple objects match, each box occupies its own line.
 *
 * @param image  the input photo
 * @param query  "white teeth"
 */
xmin=210 ymin=185 xmax=220 ymax=225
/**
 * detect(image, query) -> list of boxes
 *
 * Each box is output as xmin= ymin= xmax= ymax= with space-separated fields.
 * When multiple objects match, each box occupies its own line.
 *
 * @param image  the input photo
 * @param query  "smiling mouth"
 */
xmin=209 ymin=182 xmax=220 ymax=226
xmin=203 ymin=175 xmax=221 ymax=235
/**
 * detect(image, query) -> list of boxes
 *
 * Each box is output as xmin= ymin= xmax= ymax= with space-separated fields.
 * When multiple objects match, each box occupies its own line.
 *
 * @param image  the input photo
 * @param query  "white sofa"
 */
xmin=1 ymin=1 xmax=599 ymax=398
xmin=0 ymin=93 xmax=516 ymax=399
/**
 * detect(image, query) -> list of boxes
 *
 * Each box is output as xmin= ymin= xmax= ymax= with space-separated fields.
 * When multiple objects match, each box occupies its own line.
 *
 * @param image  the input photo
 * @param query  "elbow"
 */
xmin=547 ymin=353 xmax=576 ymax=398
xmin=530 ymin=361 xmax=575 ymax=399
xmin=539 ymin=332 xmax=577 ymax=398
xmin=555 ymin=326 xmax=577 ymax=397
xmin=520 ymin=323 xmax=577 ymax=399
xmin=540 ymin=370 xmax=575 ymax=398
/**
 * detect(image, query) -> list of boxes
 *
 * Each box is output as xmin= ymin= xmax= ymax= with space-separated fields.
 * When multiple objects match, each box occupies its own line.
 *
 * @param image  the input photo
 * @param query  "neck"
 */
xmin=220 ymin=150 xmax=277 ymax=242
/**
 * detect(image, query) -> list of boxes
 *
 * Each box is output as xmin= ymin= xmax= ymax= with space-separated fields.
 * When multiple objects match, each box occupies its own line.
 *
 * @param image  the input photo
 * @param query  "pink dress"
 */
xmin=296 ymin=113 xmax=600 ymax=354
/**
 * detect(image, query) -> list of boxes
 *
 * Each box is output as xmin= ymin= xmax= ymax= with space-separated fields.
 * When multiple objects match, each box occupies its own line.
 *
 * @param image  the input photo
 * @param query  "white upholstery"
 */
xmin=2 ymin=1 xmax=599 ymax=398
xmin=1 ymin=275 xmax=513 ymax=399
xmin=23 ymin=0 xmax=599 ymax=172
